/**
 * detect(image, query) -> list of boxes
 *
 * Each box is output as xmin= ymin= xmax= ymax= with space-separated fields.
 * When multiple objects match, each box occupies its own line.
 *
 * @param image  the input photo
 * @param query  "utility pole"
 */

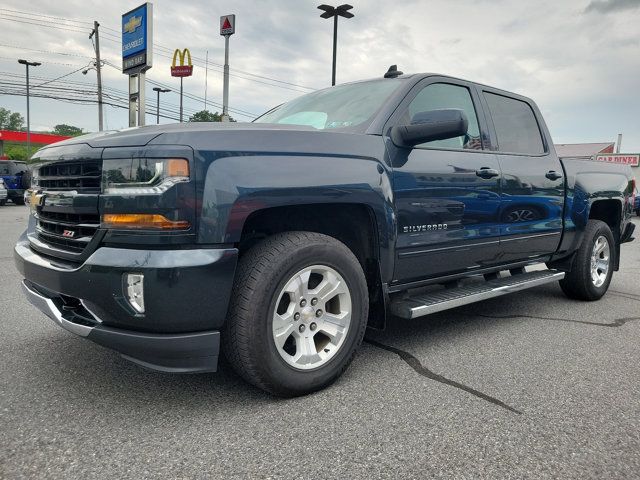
xmin=17 ymin=59 xmax=41 ymax=158
xmin=90 ymin=21 xmax=104 ymax=131
xmin=204 ymin=50 xmax=208 ymax=111
xmin=317 ymin=4 xmax=354 ymax=86
xmin=153 ymin=87 xmax=170 ymax=124
xmin=220 ymin=15 xmax=236 ymax=122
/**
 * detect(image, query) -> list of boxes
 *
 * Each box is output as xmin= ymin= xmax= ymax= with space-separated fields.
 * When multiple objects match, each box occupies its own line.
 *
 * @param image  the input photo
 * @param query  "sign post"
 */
xmin=122 ymin=3 xmax=153 ymax=127
xmin=171 ymin=49 xmax=194 ymax=122
xmin=220 ymin=14 xmax=235 ymax=122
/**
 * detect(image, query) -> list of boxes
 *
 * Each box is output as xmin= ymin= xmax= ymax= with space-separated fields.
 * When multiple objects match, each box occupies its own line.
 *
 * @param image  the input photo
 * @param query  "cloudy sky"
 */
xmin=0 ymin=0 xmax=639 ymax=151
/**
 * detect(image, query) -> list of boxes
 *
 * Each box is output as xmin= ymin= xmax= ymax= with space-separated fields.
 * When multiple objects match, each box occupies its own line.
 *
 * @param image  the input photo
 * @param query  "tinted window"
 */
xmin=0 ymin=162 xmax=27 ymax=175
xmin=9 ymin=162 xmax=28 ymax=175
xmin=404 ymin=83 xmax=482 ymax=150
xmin=484 ymin=92 xmax=544 ymax=155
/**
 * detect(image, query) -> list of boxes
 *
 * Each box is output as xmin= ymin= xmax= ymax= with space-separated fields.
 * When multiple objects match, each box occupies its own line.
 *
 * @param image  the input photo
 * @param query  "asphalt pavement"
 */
xmin=1 ymin=203 xmax=639 ymax=479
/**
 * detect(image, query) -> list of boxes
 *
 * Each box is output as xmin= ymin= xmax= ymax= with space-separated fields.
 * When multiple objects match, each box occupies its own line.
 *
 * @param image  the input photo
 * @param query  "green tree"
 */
xmin=53 ymin=124 xmax=84 ymax=136
xmin=188 ymin=110 xmax=235 ymax=122
xmin=4 ymin=144 xmax=28 ymax=161
xmin=0 ymin=107 xmax=25 ymax=131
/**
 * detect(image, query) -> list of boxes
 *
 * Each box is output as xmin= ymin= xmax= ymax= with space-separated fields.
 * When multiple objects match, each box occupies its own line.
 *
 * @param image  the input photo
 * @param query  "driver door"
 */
xmin=388 ymin=78 xmax=504 ymax=283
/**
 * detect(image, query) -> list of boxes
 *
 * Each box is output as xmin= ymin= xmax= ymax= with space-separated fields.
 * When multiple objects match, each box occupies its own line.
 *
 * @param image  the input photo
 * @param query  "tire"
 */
xmin=223 ymin=231 xmax=368 ymax=396
xmin=559 ymin=220 xmax=615 ymax=301
xmin=12 ymin=196 xmax=25 ymax=205
xmin=0 ymin=200 xmax=6 ymax=206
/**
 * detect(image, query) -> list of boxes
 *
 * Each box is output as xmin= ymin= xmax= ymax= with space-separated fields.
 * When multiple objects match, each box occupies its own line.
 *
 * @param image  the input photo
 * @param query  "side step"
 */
xmin=390 ymin=270 xmax=565 ymax=319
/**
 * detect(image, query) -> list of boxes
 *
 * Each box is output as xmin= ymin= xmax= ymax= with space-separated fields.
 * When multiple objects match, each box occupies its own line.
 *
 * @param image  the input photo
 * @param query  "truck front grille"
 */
xmin=30 ymin=159 xmax=102 ymax=258
xmin=37 ymin=160 xmax=102 ymax=193
xmin=35 ymin=211 xmax=100 ymax=254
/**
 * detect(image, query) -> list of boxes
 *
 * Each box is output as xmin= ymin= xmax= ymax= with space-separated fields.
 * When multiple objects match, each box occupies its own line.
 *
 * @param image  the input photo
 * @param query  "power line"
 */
xmin=0 ymin=8 xmax=93 ymax=26
xmin=0 ymin=8 xmax=318 ymax=91
xmin=0 ymin=43 xmax=94 ymax=59
xmin=0 ymin=70 xmax=242 ymax=120
xmin=0 ymin=14 xmax=89 ymax=34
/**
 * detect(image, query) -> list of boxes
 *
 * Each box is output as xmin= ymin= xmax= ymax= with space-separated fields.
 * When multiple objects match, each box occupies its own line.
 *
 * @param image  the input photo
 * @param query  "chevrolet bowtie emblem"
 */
xmin=123 ymin=15 xmax=142 ymax=34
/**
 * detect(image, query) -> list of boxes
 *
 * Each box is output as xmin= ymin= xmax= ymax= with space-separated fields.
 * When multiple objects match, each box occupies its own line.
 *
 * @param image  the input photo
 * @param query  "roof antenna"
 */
xmin=384 ymin=65 xmax=403 ymax=78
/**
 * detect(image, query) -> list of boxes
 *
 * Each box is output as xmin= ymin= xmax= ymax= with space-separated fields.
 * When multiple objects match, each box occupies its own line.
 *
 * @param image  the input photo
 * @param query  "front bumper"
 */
xmin=14 ymin=234 xmax=238 ymax=372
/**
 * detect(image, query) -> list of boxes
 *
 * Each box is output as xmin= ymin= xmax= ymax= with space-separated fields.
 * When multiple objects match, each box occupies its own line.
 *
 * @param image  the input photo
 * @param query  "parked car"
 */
xmin=15 ymin=70 xmax=636 ymax=396
xmin=0 ymin=159 xmax=30 ymax=205
xmin=0 ymin=178 xmax=7 ymax=206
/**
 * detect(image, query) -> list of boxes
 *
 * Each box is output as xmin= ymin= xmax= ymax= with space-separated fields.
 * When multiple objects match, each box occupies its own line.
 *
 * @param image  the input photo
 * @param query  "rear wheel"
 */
xmin=12 ymin=196 xmax=25 ymax=205
xmin=559 ymin=220 xmax=614 ymax=301
xmin=223 ymin=231 xmax=368 ymax=396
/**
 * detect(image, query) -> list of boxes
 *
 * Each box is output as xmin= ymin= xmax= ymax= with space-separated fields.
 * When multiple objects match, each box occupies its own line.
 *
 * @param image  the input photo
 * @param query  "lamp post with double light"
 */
xmin=317 ymin=4 xmax=354 ymax=86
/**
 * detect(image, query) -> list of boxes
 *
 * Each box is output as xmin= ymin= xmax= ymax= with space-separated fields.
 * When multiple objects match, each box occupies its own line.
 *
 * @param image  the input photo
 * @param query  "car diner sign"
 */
xmin=595 ymin=154 xmax=639 ymax=167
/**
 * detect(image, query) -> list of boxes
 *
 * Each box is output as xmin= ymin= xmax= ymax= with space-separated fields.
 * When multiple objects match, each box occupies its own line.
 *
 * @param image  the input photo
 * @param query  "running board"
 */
xmin=390 ymin=270 xmax=565 ymax=319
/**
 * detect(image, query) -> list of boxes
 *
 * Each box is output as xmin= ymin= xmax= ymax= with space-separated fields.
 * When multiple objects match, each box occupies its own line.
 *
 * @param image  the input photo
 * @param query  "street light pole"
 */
xmin=317 ymin=4 xmax=354 ymax=86
xmin=18 ymin=59 xmax=41 ymax=158
xmin=152 ymin=87 xmax=171 ymax=124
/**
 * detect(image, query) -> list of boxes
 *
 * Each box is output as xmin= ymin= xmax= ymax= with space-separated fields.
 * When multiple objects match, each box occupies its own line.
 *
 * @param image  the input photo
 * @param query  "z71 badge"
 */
xmin=403 ymin=224 xmax=448 ymax=233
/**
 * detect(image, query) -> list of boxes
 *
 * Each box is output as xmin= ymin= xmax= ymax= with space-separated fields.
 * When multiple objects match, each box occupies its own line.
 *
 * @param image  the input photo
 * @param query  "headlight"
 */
xmin=102 ymin=158 xmax=190 ymax=194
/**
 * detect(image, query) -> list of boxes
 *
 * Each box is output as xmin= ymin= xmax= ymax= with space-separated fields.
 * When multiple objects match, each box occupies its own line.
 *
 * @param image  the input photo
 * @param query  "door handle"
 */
xmin=475 ymin=167 xmax=500 ymax=179
xmin=545 ymin=170 xmax=563 ymax=181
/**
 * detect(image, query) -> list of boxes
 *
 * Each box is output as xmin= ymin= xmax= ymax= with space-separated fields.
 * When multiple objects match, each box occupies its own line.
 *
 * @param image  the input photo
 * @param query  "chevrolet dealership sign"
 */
xmin=595 ymin=154 xmax=639 ymax=167
xmin=122 ymin=3 xmax=153 ymax=73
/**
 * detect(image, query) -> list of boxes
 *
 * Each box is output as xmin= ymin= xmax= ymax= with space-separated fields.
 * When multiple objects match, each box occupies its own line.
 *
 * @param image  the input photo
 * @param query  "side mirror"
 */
xmin=391 ymin=109 xmax=469 ymax=148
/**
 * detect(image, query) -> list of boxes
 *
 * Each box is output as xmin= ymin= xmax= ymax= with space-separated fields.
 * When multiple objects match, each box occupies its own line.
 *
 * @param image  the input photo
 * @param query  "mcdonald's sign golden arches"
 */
xmin=171 ymin=48 xmax=193 ymax=77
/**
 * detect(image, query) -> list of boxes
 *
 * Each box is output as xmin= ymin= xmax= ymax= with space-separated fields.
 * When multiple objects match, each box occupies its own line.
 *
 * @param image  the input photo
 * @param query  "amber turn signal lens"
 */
xmin=166 ymin=159 xmax=189 ymax=177
xmin=102 ymin=214 xmax=190 ymax=230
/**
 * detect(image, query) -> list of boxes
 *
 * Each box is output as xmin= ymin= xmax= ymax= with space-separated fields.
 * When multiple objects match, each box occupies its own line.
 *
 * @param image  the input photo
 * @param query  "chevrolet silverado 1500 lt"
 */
xmin=15 ymin=70 xmax=636 ymax=396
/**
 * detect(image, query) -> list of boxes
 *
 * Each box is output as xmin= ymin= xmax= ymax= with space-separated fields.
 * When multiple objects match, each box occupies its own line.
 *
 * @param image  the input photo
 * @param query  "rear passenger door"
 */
xmin=479 ymin=88 xmax=564 ymax=262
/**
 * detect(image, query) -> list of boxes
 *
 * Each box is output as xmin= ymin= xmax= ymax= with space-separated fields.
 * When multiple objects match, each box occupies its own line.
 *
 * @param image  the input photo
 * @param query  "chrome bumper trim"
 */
xmin=21 ymin=280 xmax=93 ymax=337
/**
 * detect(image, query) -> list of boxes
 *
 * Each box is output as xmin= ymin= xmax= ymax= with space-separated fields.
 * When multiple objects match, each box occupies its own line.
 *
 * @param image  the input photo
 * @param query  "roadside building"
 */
xmin=555 ymin=142 xmax=638 ymax=173
xmin=554 ymin=142 xmax=615 ymax=161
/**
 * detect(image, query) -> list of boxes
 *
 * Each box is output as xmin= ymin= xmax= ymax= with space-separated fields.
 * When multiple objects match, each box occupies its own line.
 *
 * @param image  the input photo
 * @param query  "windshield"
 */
xmin=254 ymin=79 xmax=404 ymax=132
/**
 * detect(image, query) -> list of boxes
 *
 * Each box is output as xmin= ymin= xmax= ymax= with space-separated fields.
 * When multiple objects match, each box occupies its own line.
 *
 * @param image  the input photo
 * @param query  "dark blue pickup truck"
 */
xmin=0 ymin=159 xmax=29 ymax=205
xmin=15 ymin=70 xmax=636 ymax=396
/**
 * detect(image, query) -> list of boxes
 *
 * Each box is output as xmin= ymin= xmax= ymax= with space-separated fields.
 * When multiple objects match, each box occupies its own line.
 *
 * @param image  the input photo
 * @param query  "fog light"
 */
xmin=125 ymin=273 xmax=145 ymax=314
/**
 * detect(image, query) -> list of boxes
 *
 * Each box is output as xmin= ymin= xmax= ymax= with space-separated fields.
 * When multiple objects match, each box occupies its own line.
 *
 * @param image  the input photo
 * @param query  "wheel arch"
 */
xmin=588 ymin=199 xmax=623 ymax=270
xmin=238 ymin=203 xmax=388 ymax=329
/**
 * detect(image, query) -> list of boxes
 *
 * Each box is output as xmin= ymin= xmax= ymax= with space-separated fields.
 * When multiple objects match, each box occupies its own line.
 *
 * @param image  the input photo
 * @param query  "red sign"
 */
xmin=595 ymin=154 xmax=639 ymax=167
xmin=220 ymin=14 xmax=235 ymax=35
xmin=171 ymin=65 xmax=193 ymax=77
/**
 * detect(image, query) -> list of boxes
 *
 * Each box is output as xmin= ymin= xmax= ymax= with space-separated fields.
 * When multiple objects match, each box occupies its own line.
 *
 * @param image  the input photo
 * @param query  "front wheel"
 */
xmin=223 ymin=231 xmax=368 ymax=396
xmin=559 ymin=219 xmax=615 ymax=301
